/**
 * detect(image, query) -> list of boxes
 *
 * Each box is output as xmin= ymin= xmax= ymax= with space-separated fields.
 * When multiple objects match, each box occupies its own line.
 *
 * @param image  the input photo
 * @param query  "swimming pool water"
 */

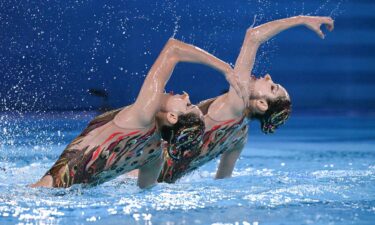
xmin=0 ymin=112 xmax=374 ymax=224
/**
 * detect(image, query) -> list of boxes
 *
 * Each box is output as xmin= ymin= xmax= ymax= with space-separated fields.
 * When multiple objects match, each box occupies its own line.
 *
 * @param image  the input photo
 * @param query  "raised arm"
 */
xmin=115 ymin=38 xmax=237 ymax=127
xmin=228 ymin=16 xmax=334 ymax=110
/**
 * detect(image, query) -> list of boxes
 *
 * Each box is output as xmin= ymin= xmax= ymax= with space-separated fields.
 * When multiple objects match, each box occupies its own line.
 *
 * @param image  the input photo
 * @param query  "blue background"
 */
xmin=1 ymin=0 xmax=374 ymax=113
xmin=1 ymin=2 xmax=375 ymax=224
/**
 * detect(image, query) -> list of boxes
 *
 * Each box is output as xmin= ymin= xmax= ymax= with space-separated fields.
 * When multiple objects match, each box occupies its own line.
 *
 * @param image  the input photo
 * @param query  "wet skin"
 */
xmin=31 ymin=38 xmax=237 ymax=188
xmin=32 ymin=15 xmax=334 ymax=188
xmin=158 ymin=16 xmax=334 ymax=182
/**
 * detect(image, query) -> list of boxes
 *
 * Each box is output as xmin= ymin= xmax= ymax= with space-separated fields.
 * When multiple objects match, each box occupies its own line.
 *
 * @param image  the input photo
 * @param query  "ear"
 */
xmin=255 ymin=99 xmax=268 ymax=113
xmin=166 ymin=112 xmax=179 ymax=125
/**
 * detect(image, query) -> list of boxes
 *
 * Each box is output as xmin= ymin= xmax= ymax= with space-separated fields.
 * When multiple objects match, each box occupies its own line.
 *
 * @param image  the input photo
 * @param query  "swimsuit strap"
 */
xmin=206 ymin=112 xmax=245 ymax=124
xmin=112 ymin=116 xmax=155 ymax=131
xmin=206 ymin=112 xmax=226 ymax=123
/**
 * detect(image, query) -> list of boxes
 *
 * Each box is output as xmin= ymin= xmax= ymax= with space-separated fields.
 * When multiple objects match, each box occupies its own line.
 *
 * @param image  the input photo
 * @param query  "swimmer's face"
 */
xmin=251 ymin=74 xmax=289 ymax=101
xmin=163 ymin=92 xmax=203 ymax=119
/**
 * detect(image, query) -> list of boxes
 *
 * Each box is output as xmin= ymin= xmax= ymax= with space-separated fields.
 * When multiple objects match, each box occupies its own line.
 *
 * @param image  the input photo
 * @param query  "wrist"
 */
xmin=291 ymin=15 xmax=306 ymax=25
xmin=222 ymin=63 xmax=232 ymax=74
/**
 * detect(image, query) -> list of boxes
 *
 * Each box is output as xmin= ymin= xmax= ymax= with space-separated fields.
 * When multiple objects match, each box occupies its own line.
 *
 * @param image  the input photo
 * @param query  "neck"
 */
xmin=202 ymin=74 xmax=258 ymax=122
xmin=159 ymin=93 xmax=170 ymax=110
xmin=155 ymin=111 xmax=170 ymax=131
xmin=156 ymin=93 xmax=173 ymax=129
xmin=205 ymin=92 xmax=243 ymax=123
xmin=230 ymin=75 xmax=256 ymax=116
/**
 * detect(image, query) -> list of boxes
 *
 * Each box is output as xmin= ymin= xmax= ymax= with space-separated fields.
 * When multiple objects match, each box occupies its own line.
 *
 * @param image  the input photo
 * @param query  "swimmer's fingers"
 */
xmin=316 ymin=29 xmax=325 ymax=39
xmin=222 ymin=64 xmax=242 ymax=99
xmin=238 ymin=79 xmax=250 ymax=107
xmin=324 ymin=17 xmax=334 ymax=32
xmin=236 ymin=77 xmax=251 ymax=107
xmin=310 ymin=23 xmax=325 ymax=39
xmin=304 ymin=16 xmax=334 ymax=39
xmin=243 ymin=85 xmax=250 ymax=108
xmin=227 ymin=71 xmax=243 ymax=99
xmin=318 ymin=16 xmax=334 ymax=32
xmin=223 ymin=65 xmax=249 ymax=106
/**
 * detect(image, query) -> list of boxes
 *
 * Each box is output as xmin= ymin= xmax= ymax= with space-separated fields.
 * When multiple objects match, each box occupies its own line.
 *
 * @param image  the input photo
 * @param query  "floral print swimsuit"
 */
xmin=158 ymin=108 xmax=249 ymax=183
xmin=45 ymin=108 xmax=161 ymax=188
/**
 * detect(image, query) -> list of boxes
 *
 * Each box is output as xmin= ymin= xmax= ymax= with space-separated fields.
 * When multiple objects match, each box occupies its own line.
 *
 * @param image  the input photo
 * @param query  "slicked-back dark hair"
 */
xmin=160 ymin=113 xmax=205 ymax=160
xmin=250 ymin=97 xmax=291 ymax=134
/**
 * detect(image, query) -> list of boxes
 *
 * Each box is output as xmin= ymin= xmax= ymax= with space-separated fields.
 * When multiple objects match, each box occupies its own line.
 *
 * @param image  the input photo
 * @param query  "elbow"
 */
xmin=165 ymin=38 xmax=177 ymax=52
xmin=166 ymin=38 xmax=181 ymax=52
xmin=167 ymin=37 xmax=178 ymax=44
xmin=245 ymin=28 xmax=262 ymax=44
xmin=166 ymin=38 xmax=177 ymax=49
xmin=164 ymin=38 xmax=180 ymax=62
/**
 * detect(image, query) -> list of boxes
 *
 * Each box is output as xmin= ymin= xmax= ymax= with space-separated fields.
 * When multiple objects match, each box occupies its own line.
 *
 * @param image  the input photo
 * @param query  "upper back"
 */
xmin=79 ymin=108 xmax=124 ymax=137
xmin=48 ymin=108 xmax=161 ymax=187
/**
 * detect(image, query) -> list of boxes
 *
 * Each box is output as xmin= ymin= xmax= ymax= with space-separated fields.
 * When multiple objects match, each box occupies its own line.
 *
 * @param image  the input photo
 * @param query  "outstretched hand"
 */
xmin=238 ymin=78 xmax=250 ymax=108
xmin=224 ymin=66 xmax=250 ymax=107
xmin=302 ymin=16 xmax=334 ymax=39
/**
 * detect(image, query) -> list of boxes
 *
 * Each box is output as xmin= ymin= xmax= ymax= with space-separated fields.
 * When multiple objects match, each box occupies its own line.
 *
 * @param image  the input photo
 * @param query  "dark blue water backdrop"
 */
xmin=1 ymin=1 xmax=375 ymax=224
xmin=1 ymin=0 xmax=374 ymax=113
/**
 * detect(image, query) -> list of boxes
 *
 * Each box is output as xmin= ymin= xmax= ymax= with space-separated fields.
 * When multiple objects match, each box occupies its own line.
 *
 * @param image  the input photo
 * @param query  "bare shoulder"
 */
xmin=112 ymin=104 xmax=155 ymax=129
xmin=64 ymin=108 xmax=124 ymax=149
xmin=205 ymin=93 xmax=243 ymax=125
xmin=80 ymin=107 xmax=125 ymax=137
xmin=197 ymin=97 xmax=217 ymax=115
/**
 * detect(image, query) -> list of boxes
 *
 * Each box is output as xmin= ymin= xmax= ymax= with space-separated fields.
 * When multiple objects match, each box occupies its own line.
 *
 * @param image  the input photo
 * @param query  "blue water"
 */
xmin=0 ymin=113 xmax=375 ymax=224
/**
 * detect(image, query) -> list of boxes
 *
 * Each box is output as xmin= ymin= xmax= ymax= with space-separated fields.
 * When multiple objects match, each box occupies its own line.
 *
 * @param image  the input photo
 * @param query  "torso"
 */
xmin=190 ymin=116 xmax=248 ymax=168
xmin=158 ymin=98 xmax=249 ymax=183
xmin=47 ymin=108 xmax=162 ymax=188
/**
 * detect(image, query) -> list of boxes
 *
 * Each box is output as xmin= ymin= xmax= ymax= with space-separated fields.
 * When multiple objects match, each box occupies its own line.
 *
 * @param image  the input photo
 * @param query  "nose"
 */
xmin=182 ymin=91 xmax=190 ymax=100
xmin=265 ymin=74 xmax=272 ymax=81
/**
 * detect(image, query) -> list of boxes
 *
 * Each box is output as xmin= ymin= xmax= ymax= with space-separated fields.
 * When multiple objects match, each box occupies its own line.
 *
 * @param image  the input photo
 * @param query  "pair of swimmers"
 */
xmin=32 ymin=15 xmax=334 ymax=188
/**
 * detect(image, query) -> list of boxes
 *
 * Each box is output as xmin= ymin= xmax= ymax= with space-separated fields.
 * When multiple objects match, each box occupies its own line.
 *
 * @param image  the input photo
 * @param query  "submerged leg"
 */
xmin=126 ymin=169 xmax=139 ymax=178
xmin=137 ymin=154 xmax=164 ymax=189
xmin=215 ymin=142 xmax=244 ymax=179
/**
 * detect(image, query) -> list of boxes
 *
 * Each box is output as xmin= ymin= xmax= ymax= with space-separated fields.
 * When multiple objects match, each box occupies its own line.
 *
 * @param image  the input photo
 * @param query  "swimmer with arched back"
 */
xmin=158 ymin=16 xmax=334 ymax=183
xmin=31 ymin=38 xmax=243 ymax=188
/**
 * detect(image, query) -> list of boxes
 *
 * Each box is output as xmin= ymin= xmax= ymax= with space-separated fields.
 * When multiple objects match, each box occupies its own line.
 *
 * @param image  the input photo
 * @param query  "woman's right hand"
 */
xmin=223 ymin=65 xmax=250 ymax=107
xmin=301 ymin=16 xmax=334 ymax=39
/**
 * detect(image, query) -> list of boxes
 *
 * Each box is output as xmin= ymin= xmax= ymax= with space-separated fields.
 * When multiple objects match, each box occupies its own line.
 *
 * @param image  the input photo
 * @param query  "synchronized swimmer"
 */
xmin=158 ymin=15 xmax=334 ymax=183
xmin=32 ymin=38 xmax=237 ymax=188
xmin=32 ymin=15 xmax=334 ymax=188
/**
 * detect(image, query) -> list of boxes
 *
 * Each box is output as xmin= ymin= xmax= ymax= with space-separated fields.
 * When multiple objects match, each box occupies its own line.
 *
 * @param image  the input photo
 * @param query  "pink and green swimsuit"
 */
xmin=45 ymin=109 xmax=161 ymax=188
xmin=158 ymin=116 xmax=248 ymax=183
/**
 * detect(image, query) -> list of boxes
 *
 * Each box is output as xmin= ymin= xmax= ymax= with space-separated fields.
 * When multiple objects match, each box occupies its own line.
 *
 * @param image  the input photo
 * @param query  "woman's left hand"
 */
xmin=224 ymin=68 xmax=250 ymax=107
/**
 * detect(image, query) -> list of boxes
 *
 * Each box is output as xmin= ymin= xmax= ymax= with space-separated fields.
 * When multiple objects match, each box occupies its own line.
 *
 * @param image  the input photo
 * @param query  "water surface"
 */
xmin=0 ymin=113 xmax=374 ymax=224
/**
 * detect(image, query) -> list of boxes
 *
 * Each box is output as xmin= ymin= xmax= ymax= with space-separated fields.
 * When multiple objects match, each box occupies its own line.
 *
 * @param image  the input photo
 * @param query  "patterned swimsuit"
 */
xmin=158 ymin=101 xmax=249 ymax=183
xmin=46 ymin=108 xmax=161 ymax=188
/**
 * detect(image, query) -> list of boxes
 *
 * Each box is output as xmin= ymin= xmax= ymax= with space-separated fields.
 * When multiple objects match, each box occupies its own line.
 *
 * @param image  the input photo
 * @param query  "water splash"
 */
xmin=329 ymin=0 xmax=345 ymax=18
xmin=313 ymin=0 xmax=332 ymax=15
xmin=171 ymin=15 xmax=181 ymax=38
